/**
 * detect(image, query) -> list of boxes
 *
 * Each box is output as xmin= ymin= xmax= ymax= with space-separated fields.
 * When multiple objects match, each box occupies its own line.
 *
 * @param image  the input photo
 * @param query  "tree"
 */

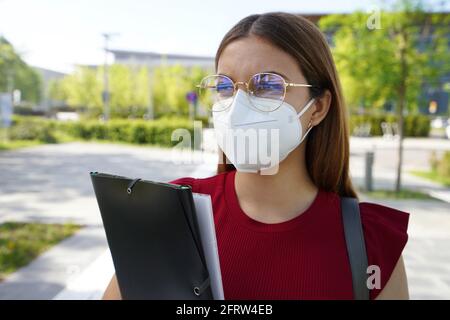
xmin=52 ymin=63 xmax=210 ymax=119
xmin=152 ymin=64 xmax=209 ymax=118
xmin=320 ymin=0 xmax=450 ymax=192
xmin=59 ymin=66 xmax=103 ymax=110
xmin=0 ymin=36 xmax=42 ymax=104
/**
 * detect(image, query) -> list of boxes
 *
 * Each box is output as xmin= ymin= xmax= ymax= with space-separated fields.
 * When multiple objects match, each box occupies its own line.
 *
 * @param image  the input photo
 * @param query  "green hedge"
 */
xmin=9 ymin=116 xmax=58 ymax=143
xmin=8 ymin=116 xmax=195 ymax=147
xmin=57 ymin=118 xmax=195 ymax=147
xmin=350 ymin=114 xmax=430 ymax=137
xmin=8 ymin=113 xmax=430 ymax=147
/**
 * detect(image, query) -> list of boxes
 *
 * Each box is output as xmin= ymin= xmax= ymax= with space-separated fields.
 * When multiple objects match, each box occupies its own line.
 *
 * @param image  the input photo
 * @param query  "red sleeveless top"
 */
xmin=170 ymin=170 xmax=409 ymax=300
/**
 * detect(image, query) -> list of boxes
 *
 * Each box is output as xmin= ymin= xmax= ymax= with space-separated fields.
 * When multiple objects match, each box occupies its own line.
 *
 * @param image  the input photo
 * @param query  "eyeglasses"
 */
xmin=196 ymin=72 xmax=315 ymax=112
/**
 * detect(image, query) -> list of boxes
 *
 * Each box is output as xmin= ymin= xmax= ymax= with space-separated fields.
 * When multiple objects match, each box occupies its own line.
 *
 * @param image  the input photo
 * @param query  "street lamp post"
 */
xmin=102 ymin=33 xmax=118 ymax=121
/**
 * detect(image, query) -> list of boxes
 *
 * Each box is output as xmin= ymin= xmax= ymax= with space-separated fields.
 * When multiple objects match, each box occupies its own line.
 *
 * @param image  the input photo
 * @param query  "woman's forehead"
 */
xmin=217 ymin=36 xmax=303 ymax=81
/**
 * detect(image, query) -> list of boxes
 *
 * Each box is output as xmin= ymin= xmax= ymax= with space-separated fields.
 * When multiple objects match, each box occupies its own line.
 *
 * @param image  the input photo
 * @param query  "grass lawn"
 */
xmin=361 ymin=188 xmax=438 ymax=200
xmin=0 ymin=140 xmax=43 ymax=151
xmin=0 ymin=137 xmax=171 ymax=152
xmin=0 ymin=222 xmax=81 ymax=281
xmin=410 ymin=170 xmax=450 ymax=187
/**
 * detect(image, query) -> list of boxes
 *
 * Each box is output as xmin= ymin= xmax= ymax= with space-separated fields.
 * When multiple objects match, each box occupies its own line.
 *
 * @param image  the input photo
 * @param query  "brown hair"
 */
xmin=214 ymin=12 xmax=357 ymax=198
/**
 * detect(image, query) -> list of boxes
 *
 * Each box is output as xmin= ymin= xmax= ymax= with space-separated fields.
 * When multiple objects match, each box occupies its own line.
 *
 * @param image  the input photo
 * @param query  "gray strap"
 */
xmin=341 ymin=197 xmax=370 ymax=300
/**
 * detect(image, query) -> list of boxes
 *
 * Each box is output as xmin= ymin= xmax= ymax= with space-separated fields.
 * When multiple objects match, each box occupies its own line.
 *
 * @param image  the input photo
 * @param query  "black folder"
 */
xmin=90 ymin=171 xmax=213 ymax=300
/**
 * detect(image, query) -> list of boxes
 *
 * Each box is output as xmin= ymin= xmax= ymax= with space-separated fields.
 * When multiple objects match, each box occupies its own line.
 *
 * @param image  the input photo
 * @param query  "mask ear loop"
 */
xmin=299 ymin=120 xmax=314 ymax=145
xmin=297 ymin=98 xmax=315 ymax=119
xmin=297 ymin=98 xmax=316 ymax=145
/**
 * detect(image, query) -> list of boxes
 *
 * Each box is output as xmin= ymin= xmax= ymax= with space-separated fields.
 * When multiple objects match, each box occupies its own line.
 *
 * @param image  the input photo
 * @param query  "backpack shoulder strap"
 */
xmin=340 ymin=196 xmax=370 ymax=300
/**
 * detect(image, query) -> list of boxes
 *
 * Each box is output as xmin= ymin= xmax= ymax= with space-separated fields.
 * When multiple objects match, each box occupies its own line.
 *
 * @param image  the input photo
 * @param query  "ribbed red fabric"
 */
xmin=170 ymin=170 xmax=409 ymax=300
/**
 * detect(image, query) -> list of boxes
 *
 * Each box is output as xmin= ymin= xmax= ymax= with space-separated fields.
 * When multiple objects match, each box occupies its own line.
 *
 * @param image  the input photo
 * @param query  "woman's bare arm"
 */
xmin=375 ymin=255 xmax=409 ymax=300
xmin=102 ymin=274 xmax=122 ymax=300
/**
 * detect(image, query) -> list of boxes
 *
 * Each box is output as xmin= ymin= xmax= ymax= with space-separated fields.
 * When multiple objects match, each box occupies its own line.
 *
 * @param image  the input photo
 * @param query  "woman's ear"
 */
xmin=310 ymin=89 xmax=332 ymax=126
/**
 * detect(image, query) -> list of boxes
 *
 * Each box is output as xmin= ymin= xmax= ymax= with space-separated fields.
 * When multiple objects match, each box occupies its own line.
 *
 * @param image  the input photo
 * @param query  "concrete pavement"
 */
xmin=348 ymin=136 xmax=450 ymax=203
xmin=0 ymin=142 xmax=216 ymax=225
xmin=0 ymin=226 xmax=108 ymax=299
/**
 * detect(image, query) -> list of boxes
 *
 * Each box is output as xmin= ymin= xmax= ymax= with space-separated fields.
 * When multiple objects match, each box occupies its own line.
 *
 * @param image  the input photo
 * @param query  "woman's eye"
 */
xmin=255 ymin=81 xmax=282 ymax=90
xmin=216 ymin=83 xmax=233 ymax=92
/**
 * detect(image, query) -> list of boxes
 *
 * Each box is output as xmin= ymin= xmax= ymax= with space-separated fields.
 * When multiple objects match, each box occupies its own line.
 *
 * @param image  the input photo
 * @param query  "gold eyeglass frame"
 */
xmin=196 ymin=72 xmax=314 ymax=112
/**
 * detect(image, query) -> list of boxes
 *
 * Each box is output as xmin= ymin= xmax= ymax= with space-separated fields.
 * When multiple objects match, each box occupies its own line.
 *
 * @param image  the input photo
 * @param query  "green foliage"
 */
xmin=363 ymin=188 xmax=436 ymax=200
xmin=0 ymin=138 xmax=42 ymax=151
xmin=436 ymin=152 xmax=450 ymax=178
xmin=9 ymin=116 xmax=58 ymax=143
xmin=0 ymin=222 xmax=80 ymax=281
xmin=49 ymin=63 xmax=210 ymax=119
xmin=412 ymin=151 xmax=450 ymax=186
xmin=0 ymin=36 xmax=42 ymax=103
xmin=108 ymin=64 xmax=151 ymax=117
xmin=319 ymin=1 xmax=450 ymax=114
xmin=152 ymin=64 xmax=210 ymax=118
xmin=106 ymin=120 xmax=132 ymax=142
xmin=56 ymin=118 xmax=194 ymax=147
xmin=58 ymin=67 xmax=103 ymax=109
xmin=411 ymin=169 xmax=450 ymax=187
xmin=7 ymin=115 xmax=196 ymax=148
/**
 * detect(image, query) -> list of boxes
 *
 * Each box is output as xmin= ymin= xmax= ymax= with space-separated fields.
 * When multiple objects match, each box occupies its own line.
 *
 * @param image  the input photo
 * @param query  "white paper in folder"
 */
xmin=192 ymin=193 xmax=224 ymax=300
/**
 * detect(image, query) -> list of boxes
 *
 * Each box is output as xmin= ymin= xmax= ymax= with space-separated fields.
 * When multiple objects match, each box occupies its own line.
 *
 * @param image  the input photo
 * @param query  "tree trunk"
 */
xmin=395 ymin=91 xmax=405 ymax=193
xmin=395 ymin=32 xmax=408 ymax=193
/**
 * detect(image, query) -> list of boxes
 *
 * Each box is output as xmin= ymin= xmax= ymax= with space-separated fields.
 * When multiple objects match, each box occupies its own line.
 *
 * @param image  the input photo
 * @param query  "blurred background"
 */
xmin=0 ymin=0 xmax=449 ymax=300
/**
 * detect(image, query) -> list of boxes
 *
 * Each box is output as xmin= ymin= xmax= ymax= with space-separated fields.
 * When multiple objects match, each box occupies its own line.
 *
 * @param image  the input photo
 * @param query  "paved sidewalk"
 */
xmin=0 ymin=142 xmax=216 ymax=225
xmin=349 ymin=151 xmax=450 ymax=203
xmin=0 ymin=226 xmax=108 ymax=299
xmin=53 ymin=248 xmax=114 ymax=300
xmin=349 ymin=136 xmax=450 ymax=151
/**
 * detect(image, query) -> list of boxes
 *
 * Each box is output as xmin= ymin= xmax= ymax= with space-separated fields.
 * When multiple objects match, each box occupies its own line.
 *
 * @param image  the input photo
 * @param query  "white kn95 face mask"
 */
xmin=212 ymin=89 xmax=315 ymax=174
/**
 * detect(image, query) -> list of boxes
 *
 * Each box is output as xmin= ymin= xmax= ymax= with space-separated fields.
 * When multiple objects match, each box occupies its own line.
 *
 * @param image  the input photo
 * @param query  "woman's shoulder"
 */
xmin=168 ymin=170 xmax=231 ymax=194
xmin=358 ymin=201 xmax=410 ymax=252
xmin=359 ymin=201 xmax=410 ymax=237
xmin=358 ymin=200 xmax=410 ymax=299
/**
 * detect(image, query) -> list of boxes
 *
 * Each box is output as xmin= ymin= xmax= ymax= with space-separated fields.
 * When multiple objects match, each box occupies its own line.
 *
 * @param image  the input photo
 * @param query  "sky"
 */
xmin=0 ymin=0 xmax=448 ymax=73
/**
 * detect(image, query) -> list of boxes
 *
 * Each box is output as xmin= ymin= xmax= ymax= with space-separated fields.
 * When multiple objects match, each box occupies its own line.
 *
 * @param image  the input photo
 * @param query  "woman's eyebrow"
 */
xmin=217 ymin=73 xmax=234 ymax=81
xmin=216 ymin=71 xmax=291 ymax=82
xmin=264 ymin=70 xmax=291 ymax=81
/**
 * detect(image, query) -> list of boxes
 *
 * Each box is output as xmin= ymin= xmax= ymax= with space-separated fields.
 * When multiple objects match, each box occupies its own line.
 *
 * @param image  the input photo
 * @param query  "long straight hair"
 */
xmin=214 ymin=12 xmax=357 ymax=198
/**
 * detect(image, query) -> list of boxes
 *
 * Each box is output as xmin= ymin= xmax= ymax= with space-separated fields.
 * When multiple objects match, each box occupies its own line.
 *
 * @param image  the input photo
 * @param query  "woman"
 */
xmin=104 ymin=12 xmax=409 ymax=300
